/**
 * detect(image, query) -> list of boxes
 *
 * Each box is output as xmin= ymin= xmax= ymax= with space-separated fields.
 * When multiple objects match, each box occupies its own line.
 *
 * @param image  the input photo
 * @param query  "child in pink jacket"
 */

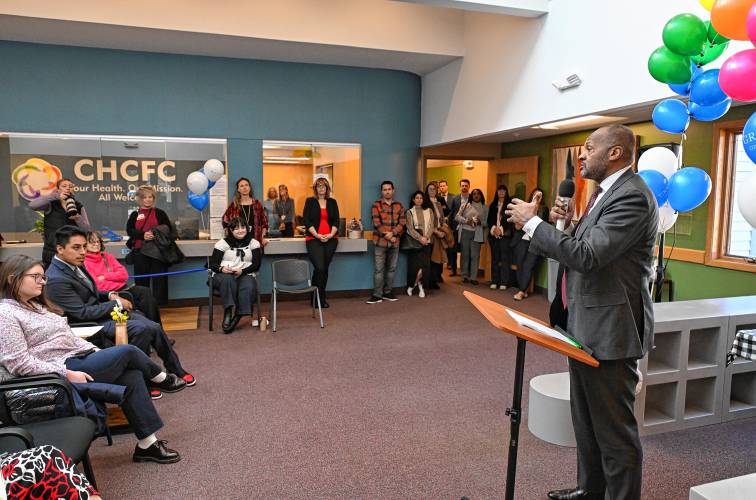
xmin=84 ymin=232 xmax=162 ymax=324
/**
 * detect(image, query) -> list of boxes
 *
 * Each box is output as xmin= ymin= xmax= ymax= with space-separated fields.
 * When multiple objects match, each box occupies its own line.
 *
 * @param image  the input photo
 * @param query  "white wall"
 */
xmin=421 ymin=0 xmax=750 ymax=146
xmin=0 ymin=0 xmax=465 ymax=57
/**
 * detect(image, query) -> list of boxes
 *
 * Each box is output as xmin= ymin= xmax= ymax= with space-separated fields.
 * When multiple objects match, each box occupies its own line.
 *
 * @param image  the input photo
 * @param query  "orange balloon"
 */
xmin=711 ymin=0 xmax=754 ymax=40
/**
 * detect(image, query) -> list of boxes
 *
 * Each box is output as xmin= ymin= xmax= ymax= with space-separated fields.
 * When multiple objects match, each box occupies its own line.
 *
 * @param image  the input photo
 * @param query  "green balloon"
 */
xmin=705 ymin=20 xmax=729 ymax=45
xmin=662 ymin=13 xmax=707 ymax=56
xmin=691 ymin=40 xmax=729 ymax=65
xmin=648 ymin=46 xmax=692 ymax=84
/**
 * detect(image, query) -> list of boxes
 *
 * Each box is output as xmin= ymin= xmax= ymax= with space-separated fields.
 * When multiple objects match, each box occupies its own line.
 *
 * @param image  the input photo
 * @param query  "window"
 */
xmin=705 ymin=120 xmax=756 ymax=272
xmin=262 ymin=141 xmax=361 ymax=237
xmin=2 ymin=132 xmax=227 ymax=241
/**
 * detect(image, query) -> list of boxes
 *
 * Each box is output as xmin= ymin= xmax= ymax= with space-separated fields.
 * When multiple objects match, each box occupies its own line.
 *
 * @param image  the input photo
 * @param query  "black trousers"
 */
xmin=120 ymin=285 xmax=161 ymax=324
xmin=66 ymin=345 xmax=163 ymax=440
xmin=406 ymin=246 xmax=431 ymax=288
xmin=99 ymin=311 xmax=185 ymax=377
xmin=132 ymin=251 xmax=168 ymax=305
xmin=488 ymin=237 xmax=512 ymax=286
xmin=281 ymin=222 xmax=294 ymax=237
xmin=213 ymin=273 xmax=257 ymax=316
xmin=306 ymin=238 xmax=337 ymax=300
xmin=446 ymin=233 xmax=458 ymax=272
xmin=512 ymin=238 xmax=539 ymax=291
xmin=568 ymin=357 xmax=642 ymax=500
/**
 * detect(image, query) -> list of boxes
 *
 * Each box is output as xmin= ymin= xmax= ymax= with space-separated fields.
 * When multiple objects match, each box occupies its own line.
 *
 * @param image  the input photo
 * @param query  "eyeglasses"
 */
xmin=22 ymin=273 xmax=47 ymax=284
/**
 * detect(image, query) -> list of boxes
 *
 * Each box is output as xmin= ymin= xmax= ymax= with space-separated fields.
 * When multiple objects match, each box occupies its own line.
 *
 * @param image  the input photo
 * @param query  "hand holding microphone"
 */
xmin=553 ymin=179 xmax=575 ymax=231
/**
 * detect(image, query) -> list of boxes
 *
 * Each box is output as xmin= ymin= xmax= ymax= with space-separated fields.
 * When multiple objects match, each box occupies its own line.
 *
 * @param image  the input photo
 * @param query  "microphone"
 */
xmin=556 ymin=179 xmax=575 ymax=232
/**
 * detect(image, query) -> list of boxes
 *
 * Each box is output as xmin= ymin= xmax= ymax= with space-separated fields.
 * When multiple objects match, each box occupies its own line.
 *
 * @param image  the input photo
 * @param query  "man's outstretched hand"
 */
xmin=506 ymin=191 xmax=543 ymax=227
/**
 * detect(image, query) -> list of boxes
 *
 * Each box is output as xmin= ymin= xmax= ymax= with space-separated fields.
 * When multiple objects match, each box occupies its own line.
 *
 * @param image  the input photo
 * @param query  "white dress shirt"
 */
xmin=523 ymin=165 xmax=633 ymax=237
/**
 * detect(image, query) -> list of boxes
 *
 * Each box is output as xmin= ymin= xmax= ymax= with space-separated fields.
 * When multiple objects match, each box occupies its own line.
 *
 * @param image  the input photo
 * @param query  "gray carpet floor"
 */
xmin=90 ymin=274 xmax=756 ymax=499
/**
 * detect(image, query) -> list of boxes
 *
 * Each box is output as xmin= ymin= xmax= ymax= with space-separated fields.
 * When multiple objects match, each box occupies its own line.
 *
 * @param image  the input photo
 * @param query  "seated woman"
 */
xmin=209 ymin=217 xmax=262 ymax=334
xmin=1 ymin=445 xmax=101 ymax=499
xmin=83 ymin=231 xmax=161 ymax=324
xmin=0 ymin=255 xmax=184 ymax=464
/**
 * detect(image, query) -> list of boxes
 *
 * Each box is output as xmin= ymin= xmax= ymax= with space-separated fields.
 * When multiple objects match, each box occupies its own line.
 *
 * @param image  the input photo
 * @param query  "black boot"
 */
xmin=222 ymin=306 xmax=235 ymax=333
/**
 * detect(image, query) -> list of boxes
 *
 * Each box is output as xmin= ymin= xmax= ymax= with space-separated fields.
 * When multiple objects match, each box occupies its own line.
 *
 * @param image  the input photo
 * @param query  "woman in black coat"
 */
xmin=511 ymin=187 xmax=549 ymax=301
xmin=486 ymin=184 xmax=514 ymax=290
xmin=302 ymin=177 xmax=339 ymax=308
xmin=126 ymin=185 xmax=175 ymax=305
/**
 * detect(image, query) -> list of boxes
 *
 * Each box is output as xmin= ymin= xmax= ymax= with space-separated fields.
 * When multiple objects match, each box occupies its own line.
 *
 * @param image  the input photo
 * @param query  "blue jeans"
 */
xmin=373 ymin=245 xmax=399 ymax=296
xmin=65 ymin=345 xmax=163 ymax=439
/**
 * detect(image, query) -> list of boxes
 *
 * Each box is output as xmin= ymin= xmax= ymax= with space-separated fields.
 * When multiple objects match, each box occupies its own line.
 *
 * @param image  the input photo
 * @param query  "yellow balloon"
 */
xmin=700 ymin=0 xmax=715 ymax=10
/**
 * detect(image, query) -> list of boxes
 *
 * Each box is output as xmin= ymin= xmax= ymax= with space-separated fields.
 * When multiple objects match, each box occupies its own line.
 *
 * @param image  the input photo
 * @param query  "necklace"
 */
xmin=240 ymin=203 xmax=252 ymax=226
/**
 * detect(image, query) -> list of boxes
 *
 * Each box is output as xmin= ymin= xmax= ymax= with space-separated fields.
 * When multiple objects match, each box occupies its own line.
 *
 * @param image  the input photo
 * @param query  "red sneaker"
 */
xmin=150 ymin=389 xmax=163 ymax=400
xmin=182 ymin=374 xmax=196 ymax=387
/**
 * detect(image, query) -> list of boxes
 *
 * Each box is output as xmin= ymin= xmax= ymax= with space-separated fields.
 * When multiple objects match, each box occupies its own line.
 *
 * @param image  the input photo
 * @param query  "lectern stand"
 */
xmin=464 ymin=291 xmax=598 ymax=500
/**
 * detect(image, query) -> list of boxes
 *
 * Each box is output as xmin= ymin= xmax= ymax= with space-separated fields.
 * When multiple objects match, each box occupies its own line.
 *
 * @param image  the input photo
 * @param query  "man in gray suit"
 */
xmin=507 ymin=125 xmax=657 ymax=500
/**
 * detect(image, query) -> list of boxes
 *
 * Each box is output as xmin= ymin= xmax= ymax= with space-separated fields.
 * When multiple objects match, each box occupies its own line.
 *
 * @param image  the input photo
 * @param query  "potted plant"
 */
xmin=111 ymin=305 xmax=128 ymax=345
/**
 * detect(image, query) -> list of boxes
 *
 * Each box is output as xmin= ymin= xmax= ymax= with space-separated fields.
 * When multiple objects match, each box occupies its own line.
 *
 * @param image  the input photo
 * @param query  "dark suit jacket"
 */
xmin=45 ymin=257 xmax=118 ymax=323
xmin=449 ymin=194 xmax=468 ymax=232
xmin=302 ymin=197 xmax=340 ymax=233
xmin=528 ymin=169 xmax=658 ymax=360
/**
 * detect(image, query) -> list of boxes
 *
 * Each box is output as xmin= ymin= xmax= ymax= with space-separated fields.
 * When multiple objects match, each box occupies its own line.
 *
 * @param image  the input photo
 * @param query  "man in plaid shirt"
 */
xmin=367 ymin=181 xmax=405 ymax=304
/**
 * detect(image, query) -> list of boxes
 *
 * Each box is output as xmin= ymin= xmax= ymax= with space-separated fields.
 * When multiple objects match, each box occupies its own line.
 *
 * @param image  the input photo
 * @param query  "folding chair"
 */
xmin=271 ymin=259 xmax=324 ymax=332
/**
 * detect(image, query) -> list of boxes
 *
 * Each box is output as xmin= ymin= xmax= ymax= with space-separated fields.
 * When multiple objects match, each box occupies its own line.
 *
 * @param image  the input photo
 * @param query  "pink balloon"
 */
xmin=719 ymin=49 xmax=756 ymax=102
xmin=748 ymin=2 xmax=756 ymax=46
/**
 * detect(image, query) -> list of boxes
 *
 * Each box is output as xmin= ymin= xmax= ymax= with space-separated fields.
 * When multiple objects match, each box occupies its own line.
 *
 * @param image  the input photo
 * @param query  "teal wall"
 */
xmin=501 ymin=105 xmax=756 ymax=300
xmin=0 ymin=41 xmax=420 ymax=297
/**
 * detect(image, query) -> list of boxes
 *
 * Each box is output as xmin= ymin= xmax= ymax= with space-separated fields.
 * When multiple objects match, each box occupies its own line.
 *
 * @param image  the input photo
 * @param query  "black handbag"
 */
xmin=400 ymin=232 xmax=423 ymax=251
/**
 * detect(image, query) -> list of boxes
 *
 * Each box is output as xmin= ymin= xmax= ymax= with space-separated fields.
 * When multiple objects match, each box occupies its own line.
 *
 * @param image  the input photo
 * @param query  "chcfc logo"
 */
xmin=12 ymin=158 xmax=62 ymax=201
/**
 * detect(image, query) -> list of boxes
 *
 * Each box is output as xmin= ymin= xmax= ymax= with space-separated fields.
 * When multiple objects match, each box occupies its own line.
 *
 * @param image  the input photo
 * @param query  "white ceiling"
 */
xmin=0 ymin=14 xmax=460 ymax=75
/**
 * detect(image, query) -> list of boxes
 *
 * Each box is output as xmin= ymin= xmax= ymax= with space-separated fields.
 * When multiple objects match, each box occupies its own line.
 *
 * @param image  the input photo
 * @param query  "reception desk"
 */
xmin=0 ymin=237 xmax=374 ymax=299
xmin=0 ymin=238 xmax=368 ymax=260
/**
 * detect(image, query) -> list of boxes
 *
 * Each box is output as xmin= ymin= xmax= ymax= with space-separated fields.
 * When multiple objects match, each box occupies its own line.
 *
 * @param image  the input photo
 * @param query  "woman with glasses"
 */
xmin=0 ymin=255 xmax=185 ymax=464
xmin=302 ymin=177 xmax=339 ymax=308
xmin=27 ymin=178 xmax=91 ymax=268
xmin=83 ymin=231 xmax=162 ymax=324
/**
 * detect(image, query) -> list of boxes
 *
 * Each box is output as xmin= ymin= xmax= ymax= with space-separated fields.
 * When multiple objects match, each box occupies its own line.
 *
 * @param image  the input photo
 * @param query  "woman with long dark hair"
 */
xmin=404 ymin=190 xmax=436 ymax=298
xmin=455 ymin=188 xmax=488 ymax=285
xmin=209 ymin=217 xmax=262 ymax=333
xmin=487 ymin=184 xmax=514 ymax=290
xmin=222 ymin=177 xmax=268 ymax=245
xmin=425 ymin=182 xmax=449 ymax=289
xmin=302 ymin=177 xmax=339 ymax=308
xmin=511 ymin=187 xmax=549 ymax=300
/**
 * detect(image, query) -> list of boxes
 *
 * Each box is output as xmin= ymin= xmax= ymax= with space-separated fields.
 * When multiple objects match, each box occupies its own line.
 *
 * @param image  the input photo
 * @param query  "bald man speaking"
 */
xmin=507 ymin=125 xmax=657 ymax=500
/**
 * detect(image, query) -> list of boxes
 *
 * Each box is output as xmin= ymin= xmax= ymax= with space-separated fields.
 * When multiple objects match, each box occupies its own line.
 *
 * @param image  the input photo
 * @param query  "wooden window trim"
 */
xmin=704 ymin=118 xmax=756 ymax=273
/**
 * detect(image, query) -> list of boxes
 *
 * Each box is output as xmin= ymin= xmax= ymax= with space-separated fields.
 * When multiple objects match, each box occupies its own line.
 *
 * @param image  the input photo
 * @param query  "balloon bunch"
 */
xmin=638 ymin=147 xmax=712 ymax=232
xmin=186 ymin=159 xmax=225 ymax=211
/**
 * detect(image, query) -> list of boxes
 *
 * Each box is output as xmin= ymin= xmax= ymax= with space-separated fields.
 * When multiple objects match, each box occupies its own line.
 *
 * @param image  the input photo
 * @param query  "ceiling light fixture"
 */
xmin=533 ymin=115 xmax=627 ymax=130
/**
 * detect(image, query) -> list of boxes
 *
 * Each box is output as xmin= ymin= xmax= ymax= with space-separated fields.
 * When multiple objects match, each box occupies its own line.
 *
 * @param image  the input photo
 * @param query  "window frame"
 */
xmin=704 ymin=118 xmax=756 ymax=273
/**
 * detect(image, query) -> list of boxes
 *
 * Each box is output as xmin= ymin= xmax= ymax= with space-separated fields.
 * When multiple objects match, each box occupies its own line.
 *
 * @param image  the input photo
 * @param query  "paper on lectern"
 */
xmin=506 ymin=309 xmax=581 ymax=349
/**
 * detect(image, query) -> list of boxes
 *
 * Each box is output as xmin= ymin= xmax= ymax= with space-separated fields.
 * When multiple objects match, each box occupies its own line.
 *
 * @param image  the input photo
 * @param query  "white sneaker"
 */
xmin=490 ymin=283 xmax=497 ymax=289
xmin=499 ymin=285 xmax=507 ymax=290
xmin=407 ymin=286 xmax=413 ymax=296
xmin=418 ymin=284 xmax=425 ymax=298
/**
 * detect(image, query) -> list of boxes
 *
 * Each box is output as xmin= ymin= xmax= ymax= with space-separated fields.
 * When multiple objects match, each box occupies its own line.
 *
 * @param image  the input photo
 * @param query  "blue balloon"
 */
xmin=667 ymin=167 xmax=711 ymax=213
xmin=668 ymin=63 xmax=703 ymax=96
xmin=743 ymin=111 xmax=756 ymax=165
xmin=207 ymin=179 xmax=216 ymax=190
xmin=688 ymin=98 xmax=732 ymax=122
xmin=689 ymin=69 xmax=727 ymax=106
xmin=638 ymin=170 xmax=670 ymax=206
xmin=187 ymin=191 xmax=209 ymax=211
xmin=652 ymin=99 xmax=690 ymax=134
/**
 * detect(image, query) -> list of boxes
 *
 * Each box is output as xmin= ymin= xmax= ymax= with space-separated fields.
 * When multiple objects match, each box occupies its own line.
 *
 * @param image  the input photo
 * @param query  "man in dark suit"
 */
xmin=45 ymin=226 xmax=196 ymax=388
xmin=438 ymin=180 xmax=456 ymax=275
xmin=507 ymin=125 xmax=657 ymax=500
xmin=447 ymin=179 xmax=471 ymax=276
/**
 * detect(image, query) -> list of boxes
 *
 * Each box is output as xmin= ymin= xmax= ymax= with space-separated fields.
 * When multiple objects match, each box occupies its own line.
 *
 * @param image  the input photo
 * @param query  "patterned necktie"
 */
xmin=76 ymin=266 xmax=95 ymax=294
xmin=561 ymin=187 xmax=603 ymax=310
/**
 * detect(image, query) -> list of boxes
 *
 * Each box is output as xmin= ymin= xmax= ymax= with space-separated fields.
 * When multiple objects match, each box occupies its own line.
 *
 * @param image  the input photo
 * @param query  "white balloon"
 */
xmin=737 ymin=172 xmax=756 ymax=229
xmin=658 ymin=203 xmax=678 ymax=233
xmin=638 ymin=147 xmax=678 ymax=179
xmin=187 ymin=171 xmax=209 ymax=195
xmin=203 ymin=159 xmax=225 ymax=182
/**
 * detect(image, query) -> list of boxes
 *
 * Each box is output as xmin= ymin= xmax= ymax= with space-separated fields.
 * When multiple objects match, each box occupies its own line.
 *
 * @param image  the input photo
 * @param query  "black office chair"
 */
xmin=207 ymin=269 xmax=262 ymax=331
xmin=0 ymin=374 xmax=98 ymax=488
xmin=271 ymin=259 xmax=324 ymax=332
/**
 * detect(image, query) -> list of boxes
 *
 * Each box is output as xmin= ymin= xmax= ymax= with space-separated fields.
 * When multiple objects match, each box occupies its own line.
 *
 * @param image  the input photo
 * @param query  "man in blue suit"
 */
xmin=45 ymin=226 xmax=195 ymax=388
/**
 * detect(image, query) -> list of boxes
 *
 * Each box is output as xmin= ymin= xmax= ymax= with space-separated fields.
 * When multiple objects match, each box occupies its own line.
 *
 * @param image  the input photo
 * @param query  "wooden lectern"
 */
xmin=464 ymin=291 xmax=598 ymax=500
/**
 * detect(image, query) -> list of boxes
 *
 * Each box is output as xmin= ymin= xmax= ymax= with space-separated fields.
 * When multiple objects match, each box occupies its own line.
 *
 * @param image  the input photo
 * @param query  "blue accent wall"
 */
xmin=0 ymin=41 xmax=420 ymax=297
